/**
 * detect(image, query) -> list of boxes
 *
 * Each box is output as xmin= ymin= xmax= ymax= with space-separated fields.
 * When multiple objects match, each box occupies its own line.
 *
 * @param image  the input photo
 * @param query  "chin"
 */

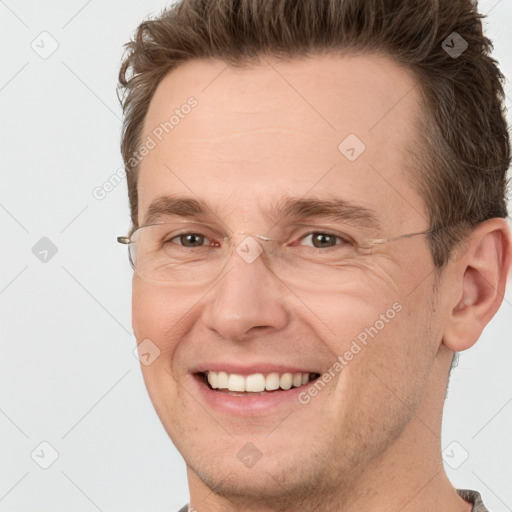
xmin=189 ymin=458 xmax=323 ymax=505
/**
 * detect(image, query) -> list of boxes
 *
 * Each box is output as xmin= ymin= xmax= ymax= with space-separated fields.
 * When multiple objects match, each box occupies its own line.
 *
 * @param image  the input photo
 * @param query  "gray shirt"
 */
xmin=457 ymin=489 xmax=489 ymax=512
xmin=178 ymin=488 xmax=488 ymax=511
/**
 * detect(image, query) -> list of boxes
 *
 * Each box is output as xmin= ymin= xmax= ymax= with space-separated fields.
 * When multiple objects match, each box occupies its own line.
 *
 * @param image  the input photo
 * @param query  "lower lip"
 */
xmin=192 ymin=373 xmax=313 ymax=416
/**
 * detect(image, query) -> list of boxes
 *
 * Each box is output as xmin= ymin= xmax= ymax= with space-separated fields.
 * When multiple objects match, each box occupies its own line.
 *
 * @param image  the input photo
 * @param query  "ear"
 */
xmin=443 ymin=218 xmax=512 ymax=352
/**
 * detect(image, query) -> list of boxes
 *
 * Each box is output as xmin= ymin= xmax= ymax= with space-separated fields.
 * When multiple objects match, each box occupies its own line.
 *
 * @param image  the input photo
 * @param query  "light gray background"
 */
xmin=0 ymin=1 xmax=510 ymax=510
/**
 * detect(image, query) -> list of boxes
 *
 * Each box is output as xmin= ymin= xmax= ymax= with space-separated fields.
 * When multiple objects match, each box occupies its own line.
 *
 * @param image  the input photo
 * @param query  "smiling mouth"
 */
xmin=199 ymin=371 xmax=321 ymax=395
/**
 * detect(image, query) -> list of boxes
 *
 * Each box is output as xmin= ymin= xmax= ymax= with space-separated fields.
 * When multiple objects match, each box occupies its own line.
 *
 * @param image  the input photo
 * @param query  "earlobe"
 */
xmin=443 ymin=218 xmax=512 ymax=352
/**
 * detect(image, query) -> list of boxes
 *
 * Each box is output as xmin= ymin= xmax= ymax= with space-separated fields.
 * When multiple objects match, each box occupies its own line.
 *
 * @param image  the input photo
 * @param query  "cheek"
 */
xmin=132 ymin=279 xmax=161 ymax=341
xmin=357 ymin=294 xmax=438 ymax=409
xmin=131 ymin=280 xmax=195 ymax=424
xmin=132 ymin=278 xmax=196 ymax=358
xmin=318 ymin=269 xmax=436 ymax=395
xmin=333 ymin=303 xmax=435 ymax=438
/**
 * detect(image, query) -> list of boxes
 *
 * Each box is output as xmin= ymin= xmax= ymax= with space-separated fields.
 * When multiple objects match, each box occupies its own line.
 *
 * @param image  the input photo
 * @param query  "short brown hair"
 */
xmin=118 ymin=0 xmax=510 ymax=267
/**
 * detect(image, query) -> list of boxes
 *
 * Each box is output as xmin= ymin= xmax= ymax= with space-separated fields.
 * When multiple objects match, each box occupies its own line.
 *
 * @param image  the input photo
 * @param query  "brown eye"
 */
xmin=300 ymin=232 xmax=346 ymax=249
xmin=311 ymin=233 xmax=337 ymax=248
xmin=173 ymin=233 xmax=207 ymax=247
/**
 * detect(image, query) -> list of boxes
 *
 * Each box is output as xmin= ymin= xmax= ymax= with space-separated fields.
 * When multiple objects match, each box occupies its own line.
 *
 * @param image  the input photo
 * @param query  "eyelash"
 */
xmin=297 ymin=231 xmax=352 ymax=248
xmin=167 ymin=230 xmax=353 ymax=249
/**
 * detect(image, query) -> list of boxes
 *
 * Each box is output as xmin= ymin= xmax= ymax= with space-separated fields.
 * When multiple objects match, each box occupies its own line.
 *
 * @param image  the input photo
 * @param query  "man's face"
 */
xmin=133 ymin=54 xmax=447 ymax=504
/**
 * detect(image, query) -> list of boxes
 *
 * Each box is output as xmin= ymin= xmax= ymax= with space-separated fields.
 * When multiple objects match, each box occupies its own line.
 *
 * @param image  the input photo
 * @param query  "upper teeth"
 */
xmin=206 ymin=371 xmax=311 ymax=392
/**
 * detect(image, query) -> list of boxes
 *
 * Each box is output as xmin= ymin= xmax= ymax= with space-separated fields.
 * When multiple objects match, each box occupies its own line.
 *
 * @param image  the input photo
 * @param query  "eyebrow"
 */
xmin=269 ymin=196 xmax=380 ymax=230
xmin=143 ymin=194 xmax=380 ymax=231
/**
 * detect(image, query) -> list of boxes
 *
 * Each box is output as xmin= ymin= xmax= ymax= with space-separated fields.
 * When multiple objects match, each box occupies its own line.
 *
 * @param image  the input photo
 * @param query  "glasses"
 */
xmin=117 ymin=220 xmax=434 ymax=290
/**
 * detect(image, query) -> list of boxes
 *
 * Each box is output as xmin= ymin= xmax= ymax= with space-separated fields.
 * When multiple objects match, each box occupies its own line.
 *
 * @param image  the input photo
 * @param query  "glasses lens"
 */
xmin=129 ymin=223 xmax=371 ymax=291
xmin=130 ymin=223 xmax=226 ymax=285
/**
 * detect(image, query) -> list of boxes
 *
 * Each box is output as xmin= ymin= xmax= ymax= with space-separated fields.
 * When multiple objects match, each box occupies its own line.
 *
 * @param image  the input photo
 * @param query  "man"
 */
xmin=116 ymin=0 xmax=511 ymax=510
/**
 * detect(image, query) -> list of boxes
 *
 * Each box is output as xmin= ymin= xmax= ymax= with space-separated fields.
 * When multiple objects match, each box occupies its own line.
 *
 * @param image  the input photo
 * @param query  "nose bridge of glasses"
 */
xmin=225 ymin=232 xmax=278 ymax=265
xmin=227 ymin=232 xmax=275 ymax=243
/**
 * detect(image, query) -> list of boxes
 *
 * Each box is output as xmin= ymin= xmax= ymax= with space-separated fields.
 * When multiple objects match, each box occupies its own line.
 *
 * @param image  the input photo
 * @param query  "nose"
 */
xmin=201 ymin=235 xmax=289 ymax=341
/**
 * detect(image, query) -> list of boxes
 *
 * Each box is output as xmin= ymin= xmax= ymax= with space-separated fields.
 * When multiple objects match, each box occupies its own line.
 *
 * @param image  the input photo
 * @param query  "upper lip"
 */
xmin=191 ymin=362 xmax=320 ymax=375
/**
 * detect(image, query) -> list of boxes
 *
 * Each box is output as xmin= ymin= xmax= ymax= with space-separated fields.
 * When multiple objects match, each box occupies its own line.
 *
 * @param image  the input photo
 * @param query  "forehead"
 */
xmin=138 ymin=54 xmax=426 ymax=232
